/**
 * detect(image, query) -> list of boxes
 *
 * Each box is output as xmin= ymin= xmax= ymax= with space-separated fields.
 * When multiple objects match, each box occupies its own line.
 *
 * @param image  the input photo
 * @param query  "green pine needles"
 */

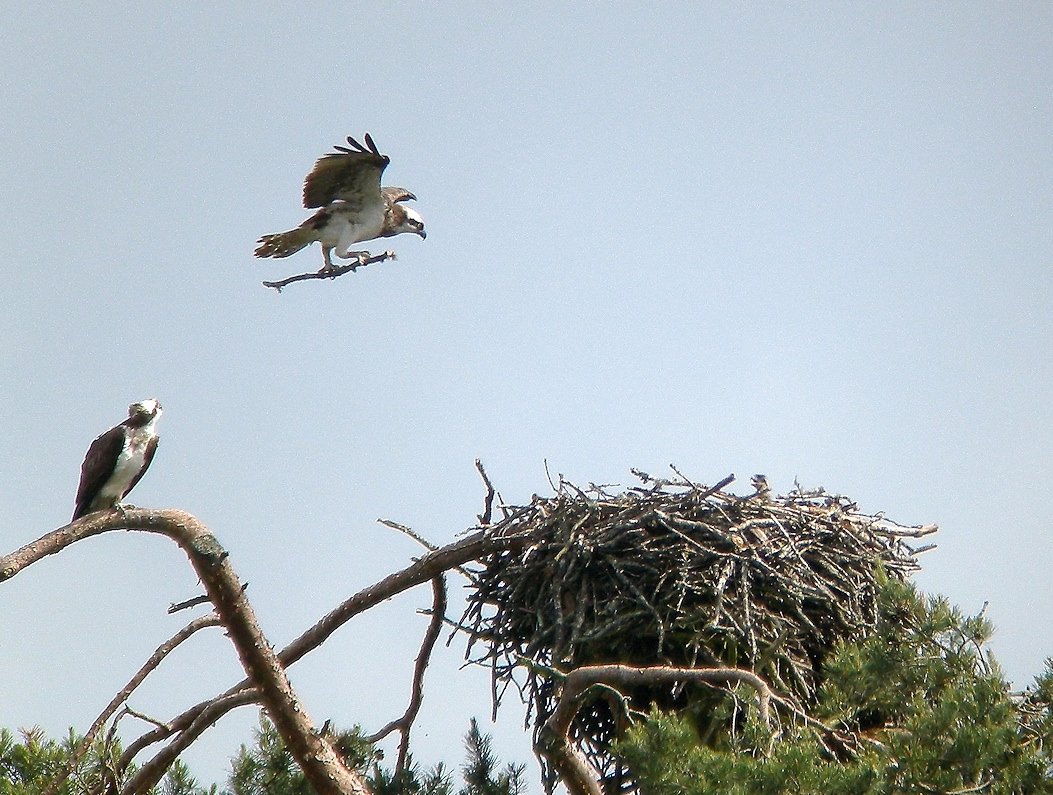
xmin=616 ymin=574 xmax=1053 ymax=795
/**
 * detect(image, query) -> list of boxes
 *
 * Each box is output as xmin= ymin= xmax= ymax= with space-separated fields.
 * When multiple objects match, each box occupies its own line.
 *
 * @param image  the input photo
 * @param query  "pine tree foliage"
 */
xmin=227 ymin=716 xmax=517 ymax=795
xmin=159 ymin=760 xmax=216 ymax=795
xmin=0 ymin=727 xmax=120 ymax=795
xmin=458 ymin=719 xmax=524 ymax=795
xmin=367 ymin=759 xmax=451 ymax=795
xmin=0 ymin=717 xmax=523 ymax=795
xmin=228 ymin=717 xmax=381 ymax=795
xmin=616 ymin=574 xmax=1053 ymax=794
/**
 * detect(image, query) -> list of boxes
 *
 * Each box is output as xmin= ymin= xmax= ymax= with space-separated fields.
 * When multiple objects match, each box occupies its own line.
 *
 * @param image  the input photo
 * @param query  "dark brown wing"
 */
xmin=302 ymin=135 xmax=390 ymax=209
xmin=122 ymin=436 xmax=158 ymax=499
xmin=73 ymin=426 xmax=125 ymax=520
xmin=382 ymin=186 xmax=417 ymax=204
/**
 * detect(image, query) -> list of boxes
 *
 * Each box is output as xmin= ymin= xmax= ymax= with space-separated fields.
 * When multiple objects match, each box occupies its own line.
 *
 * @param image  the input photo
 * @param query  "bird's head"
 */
xmin=128 ymin=398 xmax=162 ymax=422
xmin=401 ymin=206 xmax=426 ymax=239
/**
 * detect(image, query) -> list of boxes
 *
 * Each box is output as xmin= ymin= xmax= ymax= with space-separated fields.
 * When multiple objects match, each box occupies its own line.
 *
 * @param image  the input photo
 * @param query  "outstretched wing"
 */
xmin=382 ymin=186 xmax=417 ymax=204
xmin=302 ymin=134 xmax=390 ymax=209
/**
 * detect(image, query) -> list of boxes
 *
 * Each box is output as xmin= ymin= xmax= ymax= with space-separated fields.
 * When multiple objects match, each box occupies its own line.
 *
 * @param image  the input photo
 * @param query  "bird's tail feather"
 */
xmin=254 ymin=227 xmax=317 ymax=259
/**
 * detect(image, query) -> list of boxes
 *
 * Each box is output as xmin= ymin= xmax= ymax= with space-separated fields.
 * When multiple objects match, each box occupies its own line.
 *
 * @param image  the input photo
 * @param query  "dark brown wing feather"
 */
xmin=302 ymin=136 xmax=390 ymax=209
xmin=382 ymin=186 xmax=417 ymax=204
xmin=123 ymin=436 xmax=158 ymax=498
xmin=73 ymin=426 xmax=125 ymax=520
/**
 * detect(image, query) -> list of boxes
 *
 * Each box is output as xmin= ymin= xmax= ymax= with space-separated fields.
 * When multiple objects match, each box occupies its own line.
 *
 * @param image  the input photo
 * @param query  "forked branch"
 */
xmin=535 ymin=664 xmax=775 ymax=795
xmin=67 ymin=514 xmax=534 ymax=785
xmin=366 ymin=575 xmax=448 ymax=771
xmin=41 ymin=613 xmax=222 ymax=795
xmin=1 ymin=509 xmax=367 ymax=795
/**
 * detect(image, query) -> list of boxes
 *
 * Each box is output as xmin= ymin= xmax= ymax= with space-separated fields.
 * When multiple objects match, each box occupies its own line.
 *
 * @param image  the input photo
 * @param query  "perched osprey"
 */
xmin=72 ymin=399 xmax=162 ymax=521
xmin=254 ymin=134 xmax=426 ymax=271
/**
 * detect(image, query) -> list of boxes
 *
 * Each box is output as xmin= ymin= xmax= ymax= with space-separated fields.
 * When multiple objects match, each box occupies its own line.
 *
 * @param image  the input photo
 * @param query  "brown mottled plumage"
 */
xmin=255 ymin=134 xmax=425 ymax=271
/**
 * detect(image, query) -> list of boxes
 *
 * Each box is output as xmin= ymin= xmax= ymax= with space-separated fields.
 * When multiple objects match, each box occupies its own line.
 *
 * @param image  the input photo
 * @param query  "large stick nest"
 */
xmin=461 ymin=469 xmax=935 ymax=785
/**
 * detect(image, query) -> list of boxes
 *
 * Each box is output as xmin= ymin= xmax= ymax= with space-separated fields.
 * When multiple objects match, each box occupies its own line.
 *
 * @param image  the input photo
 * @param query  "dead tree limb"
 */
xmin=262 ymin=251 xmax=396 ymax=291
xmin=278 ymin=516 xmax=532 ymax=669
xmin=475 ymin=459 xmax=496 ymax=526
xmin=42 ymin=613 xmax=222 ymax=795
xmin=119 ymin=689 xmax=263 ymax=795
xmin=1 ymin=509 xmax=368 ymax=795
xmin=366 ymin=575 xmax=448 ymax=771
xmin=377 ymin=518 xmax=438 ymax=551
xmin=535 ymin=664 xmax=774 ymax=795
xmin=111 ymin=518 xmax=534 ymax=779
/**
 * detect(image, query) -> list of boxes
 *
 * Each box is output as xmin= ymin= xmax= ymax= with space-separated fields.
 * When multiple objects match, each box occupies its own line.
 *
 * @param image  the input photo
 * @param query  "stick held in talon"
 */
xmin=255 ymin=134 xmax=425 ymax=284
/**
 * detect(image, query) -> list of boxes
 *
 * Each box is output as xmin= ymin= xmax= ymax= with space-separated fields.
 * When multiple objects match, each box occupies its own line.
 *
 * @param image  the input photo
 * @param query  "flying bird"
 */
xmin=255 ymin=134 xmax=426 ymax=272
xmin=73 ymin=399 xmax=162 ymax=521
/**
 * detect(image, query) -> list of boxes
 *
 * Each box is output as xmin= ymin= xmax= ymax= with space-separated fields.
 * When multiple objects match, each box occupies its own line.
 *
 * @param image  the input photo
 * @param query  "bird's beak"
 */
xmin=418 ymin=228 xmax=427 ymax=240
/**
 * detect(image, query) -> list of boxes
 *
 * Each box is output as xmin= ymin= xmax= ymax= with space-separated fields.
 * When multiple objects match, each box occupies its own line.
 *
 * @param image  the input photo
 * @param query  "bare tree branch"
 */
xmin=378 ymin=518 xmax=438 ymax=551
xmin=119 ymin=690 xmax=263 ymax=795
xmin=42 ymin=613 xmax=222 ymax=795
xmin=111 ymin=518 xmax=535 ymax=777
xmin=535 ymin=664 xmax=775 ymax=795
xmin=167 ymin=594 xmax=212 ymax=613
xmin=365 ymin=575 xmax=447 ymax=771
xmin=475 ymin=459 xmax=496 ymax=526
xmin=1 ymin=509 xmax=368 ymax=795
xmin=278 ymin=516 xmax=533 ymax=670
xmin=262 ymin=251 xmax=396 ymax=292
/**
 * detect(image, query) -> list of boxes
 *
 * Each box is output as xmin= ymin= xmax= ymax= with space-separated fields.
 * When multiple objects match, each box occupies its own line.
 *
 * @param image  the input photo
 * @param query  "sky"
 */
xmin=1 ymin=2 xmax=1051 ymax=789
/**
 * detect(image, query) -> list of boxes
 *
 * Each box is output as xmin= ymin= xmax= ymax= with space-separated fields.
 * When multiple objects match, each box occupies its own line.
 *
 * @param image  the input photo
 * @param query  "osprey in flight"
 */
xmin=73 ymin=399 xmax=162 ymax=521
xmin=254 ymin=134 xmax=426 ymax=271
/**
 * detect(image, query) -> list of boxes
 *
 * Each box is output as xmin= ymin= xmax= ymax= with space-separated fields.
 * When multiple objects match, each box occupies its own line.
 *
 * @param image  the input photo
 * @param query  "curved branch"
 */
xmin=279 ymin=521 xmax=531 ymax=669
xmin=262 ymin=251 xmax=395 ymax=291
xmin=366 ymin=575 xmax=447 ymax=771
xmin=116 ymin=521 xmax=533 ymax=774
xmin=2 ymin=509 xmax=367 ymax=795
xmin=119 ymin=689 xmax=263 ymax=795
xmin=42 ymin=613 xmax=222 ymax=795
xmin=535 ymin=664 xmax=774 ymax=795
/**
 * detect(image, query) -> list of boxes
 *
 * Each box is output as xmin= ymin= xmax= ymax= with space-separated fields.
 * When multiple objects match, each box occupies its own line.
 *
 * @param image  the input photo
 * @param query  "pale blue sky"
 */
xmin=2 ymin=2 xmax=1051 ymax=787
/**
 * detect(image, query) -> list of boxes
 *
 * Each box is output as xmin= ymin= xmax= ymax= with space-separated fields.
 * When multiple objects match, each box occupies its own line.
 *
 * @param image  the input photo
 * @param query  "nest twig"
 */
xmin=262 ymin=251 xmax=395 ymax=291
xmin=459 ymin=468 xmax=935 ymax=790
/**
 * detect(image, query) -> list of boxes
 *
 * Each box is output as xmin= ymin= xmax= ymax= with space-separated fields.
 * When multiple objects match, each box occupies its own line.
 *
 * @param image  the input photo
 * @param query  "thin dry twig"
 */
xmin=365 ymin=575 xmax=448 ymax=771
xmin=476 ymin=459 xmax=497 ymax=526
xmin=42 ymin=613 xmax=221 ymax=795
xmin=262 ymin=251 xmax=395 ymax=291
xmin=378 ymin=518 xmax=439 ymax=552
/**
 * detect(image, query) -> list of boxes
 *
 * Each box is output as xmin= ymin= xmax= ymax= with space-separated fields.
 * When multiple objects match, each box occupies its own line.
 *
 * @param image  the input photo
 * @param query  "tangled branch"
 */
xmin=460 ymin=468 xmax=935 ymax=787
xmin=41 ymin=613 xmax=222 ymax=795
xmin=72 ymin=515 xmax=534 ymax=787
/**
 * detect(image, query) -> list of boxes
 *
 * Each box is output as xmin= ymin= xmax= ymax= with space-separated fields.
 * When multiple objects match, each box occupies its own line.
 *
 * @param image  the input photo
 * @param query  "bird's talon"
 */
xmin=252 ymin=135 xmax=425 ymax=279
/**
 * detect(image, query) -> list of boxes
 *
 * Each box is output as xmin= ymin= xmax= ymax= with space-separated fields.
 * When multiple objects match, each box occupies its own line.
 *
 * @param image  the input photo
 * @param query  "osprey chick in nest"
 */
xmin=255 ymin=134 xmax=426 ymax=271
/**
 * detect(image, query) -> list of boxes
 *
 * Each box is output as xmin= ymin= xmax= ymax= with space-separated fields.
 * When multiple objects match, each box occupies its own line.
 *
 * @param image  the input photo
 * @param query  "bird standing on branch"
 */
xmin=254 ymin=134 xmax=426 ymax=272
xmin=73 ymin=399 xmax=162 ymax=521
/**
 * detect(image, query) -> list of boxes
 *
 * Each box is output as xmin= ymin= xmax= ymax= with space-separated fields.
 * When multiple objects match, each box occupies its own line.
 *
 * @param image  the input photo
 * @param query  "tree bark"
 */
xmin=1 ymin=509 xmax=368 ymax=795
